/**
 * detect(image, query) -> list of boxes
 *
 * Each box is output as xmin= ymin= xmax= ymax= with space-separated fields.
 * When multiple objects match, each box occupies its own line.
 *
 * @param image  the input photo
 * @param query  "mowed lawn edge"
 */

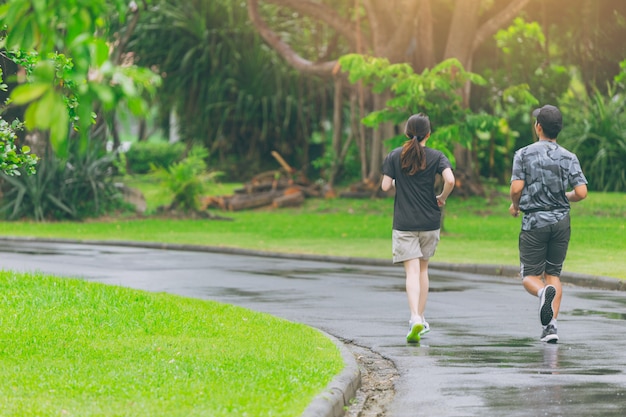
xmin=0 ymin=271 xmax=344 ymax=417
xmin=0 ymin=190 xmax=623 ymax=279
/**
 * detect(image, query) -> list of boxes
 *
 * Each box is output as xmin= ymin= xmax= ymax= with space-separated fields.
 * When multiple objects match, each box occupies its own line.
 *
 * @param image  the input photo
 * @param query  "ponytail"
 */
xmin=400 ymin=114 xmax=430 ymax=175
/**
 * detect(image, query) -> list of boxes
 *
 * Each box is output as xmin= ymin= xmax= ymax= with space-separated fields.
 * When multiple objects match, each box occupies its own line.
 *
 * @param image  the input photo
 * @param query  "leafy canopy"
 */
xmin=0 ymin=0 xmax=160 ymax=159
xmin=339 ymin=54 xmax=491 ymax=165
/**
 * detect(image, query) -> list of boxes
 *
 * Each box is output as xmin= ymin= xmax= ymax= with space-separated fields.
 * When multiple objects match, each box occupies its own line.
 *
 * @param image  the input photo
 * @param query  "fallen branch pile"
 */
xmin=203 ymin=151 xmax=322 ymax=211
xmin=339 ymin=178 xmax=393 ymax=199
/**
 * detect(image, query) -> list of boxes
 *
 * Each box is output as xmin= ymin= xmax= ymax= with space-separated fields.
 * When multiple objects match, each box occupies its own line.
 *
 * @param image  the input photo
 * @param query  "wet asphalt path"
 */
xmin=1 ymin=240 xmax=625 ymax=416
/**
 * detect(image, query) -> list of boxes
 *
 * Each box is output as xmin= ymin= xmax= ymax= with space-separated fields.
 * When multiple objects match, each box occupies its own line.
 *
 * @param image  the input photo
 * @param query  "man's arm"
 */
xmin=567 ymin=184 xmax=587 ymax=202
xmin=509 ymin=179 xmax=524 ymax=217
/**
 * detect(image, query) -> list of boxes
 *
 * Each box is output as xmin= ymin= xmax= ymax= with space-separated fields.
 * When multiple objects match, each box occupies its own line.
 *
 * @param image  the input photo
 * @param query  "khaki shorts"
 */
xmin=392 ymin=229 xmax=440 ymax=264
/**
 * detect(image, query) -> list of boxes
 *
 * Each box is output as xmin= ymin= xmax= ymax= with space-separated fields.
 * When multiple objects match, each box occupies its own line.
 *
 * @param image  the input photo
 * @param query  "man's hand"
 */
xmin=509 ymin=203 xmax=520 ymax=217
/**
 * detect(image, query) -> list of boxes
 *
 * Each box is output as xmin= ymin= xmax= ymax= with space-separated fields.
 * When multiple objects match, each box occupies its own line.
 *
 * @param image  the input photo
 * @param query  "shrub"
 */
xmin=0 ymin=146 xmax=125 ymax=221
xmin=153 ymin=146 xmax=222 ymax=212
xmin=125 ymin=141 xmax=186 ymax=174
xmin=561 ymin=72 xmax=626 ymax=192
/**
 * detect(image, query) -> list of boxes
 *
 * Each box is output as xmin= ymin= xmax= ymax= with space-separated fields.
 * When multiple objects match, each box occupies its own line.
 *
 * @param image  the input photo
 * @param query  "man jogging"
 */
xmin=509 ymin=104 xmax=588 ymax=343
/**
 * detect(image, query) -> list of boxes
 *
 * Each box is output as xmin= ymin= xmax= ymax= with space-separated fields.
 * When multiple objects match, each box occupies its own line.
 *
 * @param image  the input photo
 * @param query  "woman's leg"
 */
xmin=404 ymin=258 xmax=422 ymax=323
xmin=418 ymin=258 xmax=430 ymax=319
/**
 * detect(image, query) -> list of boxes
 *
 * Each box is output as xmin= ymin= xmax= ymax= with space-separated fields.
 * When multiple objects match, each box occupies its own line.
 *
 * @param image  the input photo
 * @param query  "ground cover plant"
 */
xmin=0 ymin=271 xmax=343 ymax=417
xmin=0 ymin=184 xmax=623 ymax=279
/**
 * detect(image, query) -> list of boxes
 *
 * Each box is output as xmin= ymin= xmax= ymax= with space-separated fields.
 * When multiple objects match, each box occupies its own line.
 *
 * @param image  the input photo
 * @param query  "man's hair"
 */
xmin=532 ymin=105 xmax=562 ymax=139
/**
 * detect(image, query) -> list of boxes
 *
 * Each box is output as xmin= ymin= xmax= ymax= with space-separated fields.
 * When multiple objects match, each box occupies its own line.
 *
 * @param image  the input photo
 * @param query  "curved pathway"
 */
xmin=1 ymin=239 xmax=625 ymax=416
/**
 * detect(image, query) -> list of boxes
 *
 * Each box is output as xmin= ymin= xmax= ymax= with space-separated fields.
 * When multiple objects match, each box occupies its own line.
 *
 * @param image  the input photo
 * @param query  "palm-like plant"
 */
xmin=561 ymin=86 xmax=626 ymax=192
xmin=153 ymin=146 xmax=221 ymax=212
xmin=0 ymin=144 xmax=121 ymax=221
xmin=127 ymin=0 xmax=333 ymax=177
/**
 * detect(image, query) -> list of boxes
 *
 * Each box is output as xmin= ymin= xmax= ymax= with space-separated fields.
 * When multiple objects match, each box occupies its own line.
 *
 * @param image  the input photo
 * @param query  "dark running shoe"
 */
xmin=540 ymin=324 xmax=559 ymax=343
xmin=539 ymin=285 xmax=556 ymax=326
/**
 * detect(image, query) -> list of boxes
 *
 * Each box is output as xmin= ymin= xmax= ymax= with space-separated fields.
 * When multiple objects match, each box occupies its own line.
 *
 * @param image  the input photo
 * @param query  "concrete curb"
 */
xmin=1 ymin=236 xmax=624 ymax=417
xmin=300 ymin=331 xmax=361 ymax=417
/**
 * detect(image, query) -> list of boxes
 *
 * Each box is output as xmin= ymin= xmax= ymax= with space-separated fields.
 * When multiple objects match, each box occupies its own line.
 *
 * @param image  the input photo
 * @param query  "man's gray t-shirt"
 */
xmin=511 ymin=140 xmax=587 ymax=231
xmin=382 ymin=146 xmax=452 ymax=231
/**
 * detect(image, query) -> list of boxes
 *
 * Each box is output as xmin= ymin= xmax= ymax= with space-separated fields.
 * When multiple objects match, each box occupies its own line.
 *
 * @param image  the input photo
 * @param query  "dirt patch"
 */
xmin=342 ymin=341 xmax=398 ymax=417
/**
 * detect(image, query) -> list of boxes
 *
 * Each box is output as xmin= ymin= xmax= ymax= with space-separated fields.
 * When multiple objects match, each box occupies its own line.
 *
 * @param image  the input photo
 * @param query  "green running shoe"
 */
xmin=406 ymin=321 xmax=424 ymax=343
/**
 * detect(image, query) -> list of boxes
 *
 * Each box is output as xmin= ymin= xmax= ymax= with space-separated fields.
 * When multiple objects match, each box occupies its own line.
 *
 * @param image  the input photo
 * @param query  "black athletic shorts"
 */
xmin=519 ymin=214 xmax=571 ymax=278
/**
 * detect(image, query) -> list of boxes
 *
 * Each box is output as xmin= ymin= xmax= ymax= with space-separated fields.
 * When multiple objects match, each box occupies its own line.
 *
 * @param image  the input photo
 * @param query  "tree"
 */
xmin=0 ymin=0 xmax=160 ymax=220
xmin=0 ymin=0 xmax=160 ymax=156
xmin=0 ymin=56 xmax=37 ymax=175
xmin=125 ymin=0 xmax=333 ymax=179
xmin=523 ymin=0 xmax=626 ymax=95
xmin=247 ymin=0 xmax=532 ymax=192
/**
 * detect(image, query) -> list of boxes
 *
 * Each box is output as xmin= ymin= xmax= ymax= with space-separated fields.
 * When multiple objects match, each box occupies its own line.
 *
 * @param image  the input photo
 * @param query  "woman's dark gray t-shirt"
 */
xmin=382 ymin=146 xmax=452 ymax=231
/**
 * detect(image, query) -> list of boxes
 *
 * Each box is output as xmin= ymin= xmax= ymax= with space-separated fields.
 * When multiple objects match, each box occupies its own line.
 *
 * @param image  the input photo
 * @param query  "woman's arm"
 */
xmin=436 ymin=168 xmax=455 ymax=206
xmin=381 ymin=175 xmax=394 ymax=192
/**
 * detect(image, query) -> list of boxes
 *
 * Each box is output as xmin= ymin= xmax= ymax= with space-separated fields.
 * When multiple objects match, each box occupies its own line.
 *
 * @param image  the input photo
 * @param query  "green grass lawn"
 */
xmin=0 ymin=184 xmax=623 ymax=279
xmin=0 ymin=271 xmax=343 ymax=417
xmin=0 ymin=179 xmax=623 ymax=416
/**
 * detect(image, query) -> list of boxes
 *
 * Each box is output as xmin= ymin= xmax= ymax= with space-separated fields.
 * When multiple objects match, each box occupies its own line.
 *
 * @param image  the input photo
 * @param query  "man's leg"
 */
xmin=544 ymin=215 xmax=570 ymax=320
xmin=522 ymin=275 xmax=545 ymax=296
xmin=544 ymin=274 xmax=562 ymax=318
xmin=519 ymin=226 xmax=549 ymax=296
xmin=524 ymin=274 xmax=556 ymax=327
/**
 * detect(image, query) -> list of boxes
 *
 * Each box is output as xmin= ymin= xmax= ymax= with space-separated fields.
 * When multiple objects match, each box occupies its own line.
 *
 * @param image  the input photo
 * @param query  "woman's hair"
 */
xmin=401 ymin=113 xmax=430 ymax=175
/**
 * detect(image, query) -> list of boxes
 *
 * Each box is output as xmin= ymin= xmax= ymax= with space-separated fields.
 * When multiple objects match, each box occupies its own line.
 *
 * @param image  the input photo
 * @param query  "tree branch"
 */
xmin=112 ymin=3 xmax=141 ymax=65
xmin=264 ymin=0 xmax=360 ymax=48
xmin=384 ymin=1 xmax=420 ymax=62
xmin=473 ymin=0 xmax=532 ymax=52
xmin=247 ymin=0 xmax=338 ymax=76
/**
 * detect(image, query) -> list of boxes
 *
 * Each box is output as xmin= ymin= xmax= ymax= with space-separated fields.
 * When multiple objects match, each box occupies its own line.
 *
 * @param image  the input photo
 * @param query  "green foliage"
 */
xmin=483 ymin=18 xmax=571 ymax=105
xmin=0 ymin=145 xmax=123 ymax=221
xmin=474 ymin=18 xmax=570 ymax=160
xmin=127 ymin=0 xmax=330 ymax=176
xmin=0 ymin=117 xmax=37 ymax=176
xmin=0 ymin=0 xmax=161 ymax=152
xmin=472 ymin=83 xmax=539 ymax=182
xmin=153 ymin=146 xmax=221 ymax=212
xmin=560 ymin=82 xmax=626 ymax=192
xmin=470 ymin=18 xmax=576 ymax=182
xmin=310 ymin=120 xmax=362 ymax=185
xmin=0 ymin=271 xmax=343 ymax=416
xmin=125 ymin=141 xmax=186 ymax=174
xmin=339 ymin=54 xmax=490 ymax=165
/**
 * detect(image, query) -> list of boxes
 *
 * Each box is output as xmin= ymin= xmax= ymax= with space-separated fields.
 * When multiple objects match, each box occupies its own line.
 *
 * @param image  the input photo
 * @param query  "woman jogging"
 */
xmin=381 ymin=113 xmax=455 ymax=343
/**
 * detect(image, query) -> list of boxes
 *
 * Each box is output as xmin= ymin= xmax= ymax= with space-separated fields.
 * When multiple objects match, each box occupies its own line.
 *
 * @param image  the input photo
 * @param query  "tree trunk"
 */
xmin=248 ymin=0 xmax=533 ymax=195
xmin=444 ymin=1 xmax=480 ymax=66
xmin=443 ymin=0 xmax=532 ymax=196
xmin=415 ymin=0 xmax=436 ymax=72
xmin=329 ymin=75 xmax=343 ymax=187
